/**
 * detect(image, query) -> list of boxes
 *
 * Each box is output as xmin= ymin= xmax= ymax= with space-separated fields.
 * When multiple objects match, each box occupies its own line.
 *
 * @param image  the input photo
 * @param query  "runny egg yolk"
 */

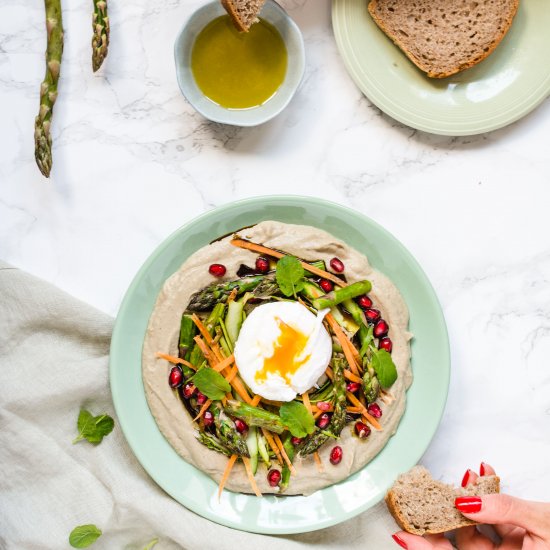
xmin=254 ymin=318 xmax=311 ymax=384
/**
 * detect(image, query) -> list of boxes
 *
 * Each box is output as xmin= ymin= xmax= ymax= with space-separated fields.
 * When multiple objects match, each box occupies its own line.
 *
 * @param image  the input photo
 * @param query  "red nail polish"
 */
xmin=461 ymin=469 xmax=473 ymax=487
xmin=480 ymin=462 xmax=486 ymax=476
xmin=455 ymin=496 xmax=482 ymax=513
xmin=391 ymin=534 xmax=408 ymax=549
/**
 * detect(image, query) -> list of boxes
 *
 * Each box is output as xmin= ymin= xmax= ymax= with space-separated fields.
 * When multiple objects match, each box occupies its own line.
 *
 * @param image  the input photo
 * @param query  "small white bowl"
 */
xmin=174 ymin=0 xmax=305 ymax=126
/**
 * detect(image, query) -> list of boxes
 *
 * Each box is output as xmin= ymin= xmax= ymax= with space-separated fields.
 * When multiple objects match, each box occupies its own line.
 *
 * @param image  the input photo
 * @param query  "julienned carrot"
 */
xmin=261 ymin=428 xmax=283 ymax=465
xmin=225 ymin=364 xmax=238 ymax=383
xmin=313 ymin=451 xmax=324 ymax=472
xmin=346 ymin=392 xmax=382 ymax=430
xmin=346 ymin=406 xmax=363 ymax=413
xmin=193 ymin=336 xmax=214 ymax=364
xmin=191 ymin=314 xmax=213 ymax=344
xmin=218 ymin=454 xmax=238 ymax=500
xmin=155 ymin=352 xmax=195 ymax=369
xmin=251 ymin=394 xmax=261 ymax=407
xmin=325 ymin=367 xmax=334 ymax=380
xmin=231 ymin=374 xmax=252 ymax=404
xmin=302 ymin=392 xmax=312 ymax=414
xmin=213 ymin=354 xmax=235 ymax=372
xmin=344 ymin=370 xmax=362 ymax=384
xmin=193 ymin=398 xmax=212 ymax=421
xmin=273 ymin=434 xmax=297 ymax=475
xmin=326 ymin=314 xmax=360 ymax=375
xmin=227 ymin=287 xmax=238 ymax=303
xmin=313 ymin=410 xmax=324 ymax=420
xmin=242 ymin=456 xmax=262 ymax=497
xmin=230 ymin=238 xmax=346 ymax=287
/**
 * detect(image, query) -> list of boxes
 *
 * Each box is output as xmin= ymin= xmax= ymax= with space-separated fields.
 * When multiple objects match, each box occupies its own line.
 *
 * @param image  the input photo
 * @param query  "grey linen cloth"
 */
xmin=0 ymin=262 xmax=400 ymax=549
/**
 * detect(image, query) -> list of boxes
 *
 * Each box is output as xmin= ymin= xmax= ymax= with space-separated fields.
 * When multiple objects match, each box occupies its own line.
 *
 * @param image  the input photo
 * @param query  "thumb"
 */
xmin=455 ymin=494 xmax=550 ymax=537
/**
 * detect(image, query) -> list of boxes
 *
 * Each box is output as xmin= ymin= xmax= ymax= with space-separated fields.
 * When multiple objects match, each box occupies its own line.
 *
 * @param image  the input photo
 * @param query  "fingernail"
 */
xmin=480 ymin=462 xmax=486 ymax=476
xmin=455 ymin=496 xmax=482 ymax=513
xmin=461 ymin=469 xmax=475 ymax=487
xmin=391 ymin=534 xmax=408 ymax=549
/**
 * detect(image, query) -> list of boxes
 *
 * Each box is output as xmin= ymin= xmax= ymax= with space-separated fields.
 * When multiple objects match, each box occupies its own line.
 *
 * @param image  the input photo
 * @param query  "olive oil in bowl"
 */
xmin=191 ymin=15 xmax=288 ymax=110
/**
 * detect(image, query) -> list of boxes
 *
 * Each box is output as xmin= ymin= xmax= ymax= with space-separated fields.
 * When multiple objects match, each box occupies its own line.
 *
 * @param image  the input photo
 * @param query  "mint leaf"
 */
xmin=73 ymin=410 xmax=114 ymax=445
xmin=69 ymin=524 xmax=102 ymax=548
xmin=280 ymin=401 xmax=315 ymax=438
xmin=276 ymin=256 xmax=305 ymax=297
xmin=192 ymin=368 xmax=231 ymax=400
xmin=371 ymin=349 xmax=398 ymax=388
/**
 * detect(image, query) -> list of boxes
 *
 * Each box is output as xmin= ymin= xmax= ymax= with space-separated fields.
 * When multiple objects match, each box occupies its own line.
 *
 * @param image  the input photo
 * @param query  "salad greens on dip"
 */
xmin=143 ymin=221 xmax=412 ymax=496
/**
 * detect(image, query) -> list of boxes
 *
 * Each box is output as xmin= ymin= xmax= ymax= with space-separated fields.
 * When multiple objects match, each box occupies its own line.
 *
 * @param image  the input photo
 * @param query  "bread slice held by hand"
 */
xmin=368 ymin=0 xmax=519 ymax=78
xmin=221 ymin=0 xmax=267 ymax=32
xmin=385 ymin=466 xmax=500 ymax=535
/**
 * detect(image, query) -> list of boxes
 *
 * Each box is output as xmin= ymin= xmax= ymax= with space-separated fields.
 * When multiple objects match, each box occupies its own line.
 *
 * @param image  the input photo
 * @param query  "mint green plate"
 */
xmin=110 ymin=196 xmax=449 ymax=534
xmin=332 ymin=0 xmax=550 ymax=136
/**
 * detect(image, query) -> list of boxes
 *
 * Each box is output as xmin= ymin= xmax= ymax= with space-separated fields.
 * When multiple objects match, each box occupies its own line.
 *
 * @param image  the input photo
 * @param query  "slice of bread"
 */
xmin=221 ymin=0 xmax=267 ymax=32
xmin=368 ymin=0 xmax=519 ymax=78
xmin=385 ymin=466 xmax=500 ymax=535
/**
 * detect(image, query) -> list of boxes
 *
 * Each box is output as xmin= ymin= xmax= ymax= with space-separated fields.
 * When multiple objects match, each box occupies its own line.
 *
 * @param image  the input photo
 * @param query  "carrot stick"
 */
xmin=302 ymin=392 xmax=312 ymax=414
xmin=344 ymin=370 xmax=363 ymax=383
xmin=191 ymin=314 xmax=214 ymax=345
xmin=227 ymin=287 xmax=238 ymax=303
xmin=273 ymin=434 xmax=297 ymax=475
xmin=346 ymin=406 xmax=363 ymax=413
xmin=193 ymin=336 xmax=214 ymax=365
xmin=213 ymin=354 xmax=235 ymax=372
xmin=231 ymin=238 xmax=346 ymax=287
xmin=155 ymin=352 xmax=195 ymax=369
xmin=193 ymin=399 xmax=212 ymax=421
xmin=250 ymin=394 xmax=261 ymax=407
xmin=225 ymin=364 xmax=238 ymax=383
xmin=313 ymin=451 xmax=324 ymax=472
xmin=313 ymin=410 xmax=324 ymax=420
xmin=346 ymin=392 xmax=382 ymax=430
xmin=261 ymin=428 xmax=283 ymax=465
xmin=326 ymin=314 xmax=360 ymax=375
xmin=325 ymin=367 xmax=334 ymax=380
xmin=242 ymin=456 xmax=262 ymax=497
xmin=230 ymin=375 xmax=253 ymax=404
xmin=218 ymin=454 xmax=238 ymax=500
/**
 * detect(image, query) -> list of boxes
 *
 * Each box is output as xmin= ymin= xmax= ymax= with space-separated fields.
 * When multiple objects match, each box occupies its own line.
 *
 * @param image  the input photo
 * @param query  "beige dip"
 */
xmin=142 ymin=221 xmax=412 ymax=495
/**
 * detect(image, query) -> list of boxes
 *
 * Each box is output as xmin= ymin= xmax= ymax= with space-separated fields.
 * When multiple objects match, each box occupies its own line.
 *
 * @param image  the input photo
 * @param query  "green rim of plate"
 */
xmin=110 ymin=196 xmax=450 ymax=534
xmin=332 ymin=0 xmax=550 ymax=136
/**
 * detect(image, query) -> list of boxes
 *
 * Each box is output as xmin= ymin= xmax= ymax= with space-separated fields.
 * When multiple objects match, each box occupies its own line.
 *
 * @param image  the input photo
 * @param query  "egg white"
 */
xmin=234 ymin=301 xmax=332 ymax=401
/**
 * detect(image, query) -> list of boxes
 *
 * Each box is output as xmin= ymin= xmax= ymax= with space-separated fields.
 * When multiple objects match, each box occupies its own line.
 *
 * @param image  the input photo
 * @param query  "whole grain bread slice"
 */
xmin=385 ymin=466 xmax=500 ymax=535
xmin=368 ymin=0 xmax=519 ymax=78
xmin=221 ymin=0 xmax=267 ymax=32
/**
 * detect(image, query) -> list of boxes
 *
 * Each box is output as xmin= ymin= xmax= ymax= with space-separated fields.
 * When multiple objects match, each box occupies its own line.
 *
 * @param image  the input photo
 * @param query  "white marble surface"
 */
xmin=2 ymin=0 xmax=550 ymax=515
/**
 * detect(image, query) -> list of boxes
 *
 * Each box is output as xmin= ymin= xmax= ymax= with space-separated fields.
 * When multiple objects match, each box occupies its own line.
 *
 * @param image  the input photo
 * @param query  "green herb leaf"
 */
xmin=280 ymin=401 xmax=315 ymax=438
xmin=276 ymin=256 xmax=305 ymax=297
xmin=371 ymin=349 xmax=398 ymax=388
xmin=69 ymin=524 xmax=102 ymax=548
xmin=192 ymin=368 xmax=231 ymax=400
xmin=143 ymin=538 xmax=159 ymax=550
xmin=359 ymin=324 xmax=375 ymax=357
xmin=73 ymin=410 xmax=114 ymax=445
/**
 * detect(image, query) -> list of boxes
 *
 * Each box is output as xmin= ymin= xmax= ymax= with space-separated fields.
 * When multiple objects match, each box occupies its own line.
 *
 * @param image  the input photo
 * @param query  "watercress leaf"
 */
xmin=192 ymin=368 xmax=231 ymax=400
xmin=371 ymin=349 xmax=398 ymax=388
xmin=69 ymin=524 xmax=102 ymax=548
xmin=279 ymin=401 xmax=315 ymax=438
xmin=276 ymin=256 xmax=305 ymax=297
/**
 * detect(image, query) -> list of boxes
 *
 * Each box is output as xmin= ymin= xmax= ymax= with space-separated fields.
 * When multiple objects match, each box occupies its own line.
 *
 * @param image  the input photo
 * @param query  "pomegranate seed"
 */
xmin=346 ymin=382 xmax=361 ymax=393
xmin=267 ymin=469 xmax=281 ymax=487
xmin=203 ymin=410 xmax=214 ymax=427
xmin=378 ymin=337 xmax=393 ymax=353
xmin=316 ymin=413 xmax=331 ymax=429
xmin=182 ymin=382 xmax=196 ymax=399
xmin=234 ymin=419 xmax=248 ymax=434
xmin=364 ymin=308 xmax=381 ymax=323
xmin=355 ymin=421 xmax=371 ymax=439
xmin=357 ymin=295 xmax=373 ymax=309
xmin=291 ymin=436 xmax=303 ymax=446
xmin=373 ymin=319 xmax=389 ymax=338
xmin=316 ymin=401 xmax=331 ymax=411
xmin=367 ymin=403 xmax=382 ymax=418
xmin=319 ymin=279 xmax=333 ymax=293
xmin=196 ymin=392 xmax=208 ymax=405
xmin=255 ymin=257 xmax=270 ymax=273
xmin=330 ymin=445 xmax=343 ymax=465
xmin=329 ymin=257 xmax=345 ymax=273
xmin=209 ymin=263 xmax=226 ymax=277
xmin=168 ymin=366 xmax=183 ymax=388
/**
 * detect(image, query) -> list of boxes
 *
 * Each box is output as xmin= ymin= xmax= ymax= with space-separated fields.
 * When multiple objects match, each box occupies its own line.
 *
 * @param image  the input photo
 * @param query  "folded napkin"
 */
xmin=0 ymin=262 xmax=400 ymax=549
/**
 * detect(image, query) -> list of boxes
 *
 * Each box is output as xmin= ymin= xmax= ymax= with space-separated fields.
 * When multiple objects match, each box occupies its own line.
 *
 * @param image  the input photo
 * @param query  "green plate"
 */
xmin=332 ymin=0 xmax=550 ymax=136
xmin=110 ymin=196 xmax=449 ymax=534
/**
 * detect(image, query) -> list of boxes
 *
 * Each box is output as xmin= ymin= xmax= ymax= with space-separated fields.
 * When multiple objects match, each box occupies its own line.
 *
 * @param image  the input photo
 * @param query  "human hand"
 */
xmin=391 ymin=463 xmax=550 ymax=549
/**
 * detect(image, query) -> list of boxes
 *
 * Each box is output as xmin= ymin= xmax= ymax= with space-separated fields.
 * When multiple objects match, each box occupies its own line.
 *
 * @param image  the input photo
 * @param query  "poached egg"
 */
xmin=234 ymin=301 xmax=332 ymax=401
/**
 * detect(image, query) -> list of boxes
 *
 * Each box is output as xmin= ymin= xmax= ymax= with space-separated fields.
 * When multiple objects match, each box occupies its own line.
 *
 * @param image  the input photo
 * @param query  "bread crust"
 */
xmin=221 ymin=0 xmax=249 ymax=32
xmin=367 ymin=0 xmax=520 ymax=78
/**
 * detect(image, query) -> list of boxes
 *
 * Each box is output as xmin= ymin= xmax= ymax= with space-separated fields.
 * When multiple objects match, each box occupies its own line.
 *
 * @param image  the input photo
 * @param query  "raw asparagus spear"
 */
xmin=198 ymin=431 xmax=233 ymax=457
xmin=213 ymin=406 xmax=249 ymax=457
xmin=34 ymin=0 xmax=64 ymax=178
xmin=187 ymin=275 xmax=277 ymax=311
xmin=178 ymin=314 xmax=196 ymax=360
xmin=312 ymin=281 xmax=372 ymax=311
xmin=224 ymin=400 xmax=285 ymax=434
xmin=362 ymin=364 xmax=380 ymax=404
xmin=92 ymin=0 xmax=109 ymax=71
xmin=298 ymin=355 xmax=347 ymax=456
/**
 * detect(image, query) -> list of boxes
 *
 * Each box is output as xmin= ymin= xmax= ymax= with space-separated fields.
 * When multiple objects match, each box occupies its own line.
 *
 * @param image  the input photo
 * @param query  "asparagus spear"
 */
xmin=178 ymin=313 xmax=196 ymax=360
xmin=213 ymin=406 xmax=249 ymax=457
xmin=92 ymin=0 xmax=109 ymax=71
xmin=298 ymin=355 xmax=347 ymax=456
xmin=198 ymin=431 xmax=233 ymax=457
xmin=343 ymin=298 xmax=374 ymax=357
xmin=34 ymin=0 xmax=64 ymax=178
xmin=312 ymin=281 xmax=372 ymax=311
xmin=187 ymin=275 xmax=278 ymax=311
xmin=224 ymin=400 xmax=285 ymax=434
xmin=362 ymin=364 xmax=380 ymax=404
xmin=280 ymin=433 xmax=295 ymax=492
